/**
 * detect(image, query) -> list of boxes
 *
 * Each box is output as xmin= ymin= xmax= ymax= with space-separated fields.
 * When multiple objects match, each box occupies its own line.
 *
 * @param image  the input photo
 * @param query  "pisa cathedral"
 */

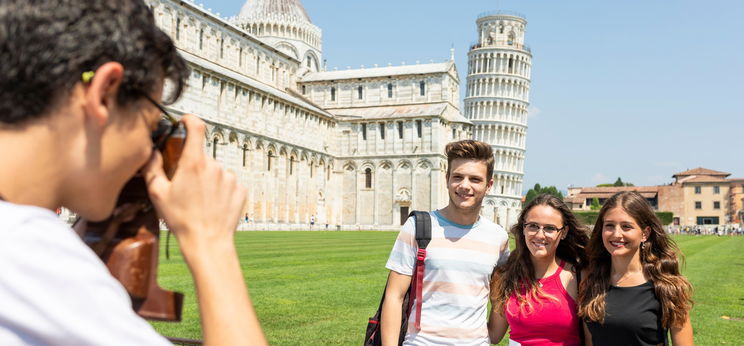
xmin=145 ymin=0 xmax=532 ymax=230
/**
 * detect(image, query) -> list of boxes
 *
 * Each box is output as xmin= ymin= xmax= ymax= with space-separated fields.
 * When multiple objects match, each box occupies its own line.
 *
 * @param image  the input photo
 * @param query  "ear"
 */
xmin=642 ymin=226 xmax=651 ymax=242
xmin=83 ymin=62 xmax=124 ymax=127
xmin=485 ymin=177 xmax=494 ymax=193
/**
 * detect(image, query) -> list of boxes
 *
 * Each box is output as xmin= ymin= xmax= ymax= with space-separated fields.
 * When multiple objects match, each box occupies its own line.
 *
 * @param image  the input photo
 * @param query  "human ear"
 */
xmin=642 ymin=226 xmax=651 ymax=242
xmin=83 ymin=62 xmax=124 ymax=127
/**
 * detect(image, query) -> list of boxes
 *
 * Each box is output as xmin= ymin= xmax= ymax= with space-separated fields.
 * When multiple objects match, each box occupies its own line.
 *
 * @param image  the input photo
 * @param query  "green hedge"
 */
xmin=573 ymin=211 xmax=674 ymax=226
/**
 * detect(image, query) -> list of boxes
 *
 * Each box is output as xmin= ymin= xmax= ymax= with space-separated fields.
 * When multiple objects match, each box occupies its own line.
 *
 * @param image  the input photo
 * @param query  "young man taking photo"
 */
xmin=0 ymin=1 xmax=266 ymax=344
xmin=381 ymin=140 xmax=510 ymax=345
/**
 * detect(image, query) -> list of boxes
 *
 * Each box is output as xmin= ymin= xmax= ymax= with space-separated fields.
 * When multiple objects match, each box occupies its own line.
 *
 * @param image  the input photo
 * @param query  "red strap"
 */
xmin=414 ymin=248 xmax=426 ymax=330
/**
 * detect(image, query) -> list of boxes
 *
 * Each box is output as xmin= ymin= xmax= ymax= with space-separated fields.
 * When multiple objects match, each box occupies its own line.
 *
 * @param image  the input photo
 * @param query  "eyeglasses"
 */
xmin=81 ymin=71 xmax=179 ymax=151
xmin=524 ymin=222 xmax=564 ymax=236
xmin=138 ymin=92 xmax=179 ymax=151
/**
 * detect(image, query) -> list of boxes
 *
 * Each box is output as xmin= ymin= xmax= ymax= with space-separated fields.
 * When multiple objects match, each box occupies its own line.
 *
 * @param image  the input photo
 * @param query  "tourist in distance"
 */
xmin=488 ymin=194 xmax=589 ymax=345
xmin=381 ymin=140 xmax=510 ymax=345
xmin=0 ymin=1 xmax=266 ymax=344
xmin=579 ymin=191 xmax=694 ymax=345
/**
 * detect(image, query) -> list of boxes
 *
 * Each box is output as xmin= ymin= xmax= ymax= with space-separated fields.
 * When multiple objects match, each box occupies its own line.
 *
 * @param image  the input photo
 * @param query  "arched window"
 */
xmin=508 ymin=32 xmax=515 ymax=45
xmin=242 ymin=144 xmax=248 ymax=167
xmin=387 ymin=83 xmax=393 ymax=98
xmin=302 ymin=85 xmax=306 ymax=94
xmin=419 ymin=81 xmax=426 ymax=96
xmin=358 ymin=86 xmax=363 ymax=100
xmin=379 ymin=123 xmax=385 ymax=140
xmin=212 ymin=137 xmax=218 ymax=159
xmin=219 ymin=38 xmax=224 ymax=58
xmin=176 ymin=17 xmax=181 ymax=40
xmin=267 ymin=151 xmax=273 ymax=171
xmin=289 ymin=157 xmax=295 ymax=175
xmin=330 ymin=87 xmax=336 ymax=101
xmin=365 ymin=168 xmax=372 ymax=188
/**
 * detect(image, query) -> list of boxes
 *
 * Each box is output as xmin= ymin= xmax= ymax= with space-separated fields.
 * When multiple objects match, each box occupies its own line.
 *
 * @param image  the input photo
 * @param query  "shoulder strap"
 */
xmin=410 ymin=211 xmax=431 ymax=249
xmin=406 ymin=211 xmax=431 ymax=331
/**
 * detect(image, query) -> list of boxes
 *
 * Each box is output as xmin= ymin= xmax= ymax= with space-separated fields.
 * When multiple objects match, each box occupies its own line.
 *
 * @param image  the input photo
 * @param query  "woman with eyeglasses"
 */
xmin=578 ymin=191 xmax=693 ymax=345
xmin=488 ymin=194 xmax=589 ymax=345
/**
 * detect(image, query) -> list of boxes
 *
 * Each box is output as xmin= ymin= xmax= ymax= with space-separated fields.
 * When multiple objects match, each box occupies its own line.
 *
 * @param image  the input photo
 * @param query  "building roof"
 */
xmin=575 ymin=186 xmax=660 ymax=194
xmin=567 ymin=186 xmax=660 ymax=200
xmin=678 ymin=175 xmax=730 ymax=183
xmin=238 ymin=0 xmax=311 ymax=22
xmin=300 ymin=62 xmax=455 ymax=82
xmin=179 ymin=50 xmax=333 ymax=119
xmin=673 ymin=167 xmax=730 ymax=178
xmin=728 ymin=178 xmax=744 ymax=182
xmin=327 ymin=103 xmax=471 ymax=124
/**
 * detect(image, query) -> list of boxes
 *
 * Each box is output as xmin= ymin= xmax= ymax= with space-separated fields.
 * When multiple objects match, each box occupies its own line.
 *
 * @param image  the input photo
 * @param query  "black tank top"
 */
xmin=586 ymin=281 xmax=667 ymax=346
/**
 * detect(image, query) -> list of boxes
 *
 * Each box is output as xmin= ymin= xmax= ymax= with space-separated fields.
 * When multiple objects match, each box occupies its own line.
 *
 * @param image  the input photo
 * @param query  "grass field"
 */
xmin=150 ymin=232 xmax=744 ymax=345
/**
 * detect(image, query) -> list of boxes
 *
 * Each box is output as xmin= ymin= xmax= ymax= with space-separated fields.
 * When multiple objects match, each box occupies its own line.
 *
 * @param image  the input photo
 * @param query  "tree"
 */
xmin=596 ymin=177 xmax=634 ymax=187
xmin=524 ymin=183 xmax=564 ymax=206
xmin=590 ymin=197 xmax=601 ymax=210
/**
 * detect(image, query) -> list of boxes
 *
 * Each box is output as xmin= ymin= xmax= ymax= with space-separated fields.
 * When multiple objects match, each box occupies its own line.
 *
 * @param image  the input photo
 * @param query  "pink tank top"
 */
xmin=505 ymin=261 xmax=580 ymax=346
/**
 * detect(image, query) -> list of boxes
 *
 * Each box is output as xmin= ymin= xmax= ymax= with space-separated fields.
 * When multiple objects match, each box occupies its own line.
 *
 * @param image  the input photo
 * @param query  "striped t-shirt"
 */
xmin=386 ymin=210 xmax=510 ymax=345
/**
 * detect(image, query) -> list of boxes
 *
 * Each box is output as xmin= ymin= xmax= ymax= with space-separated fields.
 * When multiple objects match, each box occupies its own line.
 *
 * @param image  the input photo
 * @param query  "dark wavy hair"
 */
xmin=578 ymin=191 xmax=693 ymax=328
xmin=491 ymin=194 xmax=589 ymax=315
xmin=0 ymin=0 xmax=189 ymax=125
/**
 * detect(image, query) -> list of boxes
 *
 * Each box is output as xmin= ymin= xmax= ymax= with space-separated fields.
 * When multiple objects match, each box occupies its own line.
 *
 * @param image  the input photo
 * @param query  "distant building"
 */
xmin=141 ymin=0 xmax=532 ymax=229
xmin=727 ymin=178 xmax=744 ymax=224
xmin=566 ymin=167 xmax=740 ymax=226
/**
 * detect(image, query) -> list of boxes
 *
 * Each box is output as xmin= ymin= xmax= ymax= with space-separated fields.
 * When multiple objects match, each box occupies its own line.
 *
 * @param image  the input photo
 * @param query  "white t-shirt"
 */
xmin=0 ymin=201 xmax=170 ymax=345
xmin=386 ymin=210 xmax=510 ymax=346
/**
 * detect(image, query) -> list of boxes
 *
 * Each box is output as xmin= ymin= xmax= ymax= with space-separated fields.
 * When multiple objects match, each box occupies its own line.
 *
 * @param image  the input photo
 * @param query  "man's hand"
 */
xmin=141 ymin=114 xmax=267 ymax=346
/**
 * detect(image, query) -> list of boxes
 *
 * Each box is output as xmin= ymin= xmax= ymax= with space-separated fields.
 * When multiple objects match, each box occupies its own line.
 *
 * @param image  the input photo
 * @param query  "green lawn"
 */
xmin=150 ymin=233 xmax=744 ymax=345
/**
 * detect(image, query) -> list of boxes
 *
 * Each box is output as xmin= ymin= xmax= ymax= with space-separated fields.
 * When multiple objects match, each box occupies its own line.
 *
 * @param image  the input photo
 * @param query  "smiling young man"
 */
xmin=381 ymin=140 xmax=510 ymax=345
xmin=0 ymin=1 xmax=266 ymax=345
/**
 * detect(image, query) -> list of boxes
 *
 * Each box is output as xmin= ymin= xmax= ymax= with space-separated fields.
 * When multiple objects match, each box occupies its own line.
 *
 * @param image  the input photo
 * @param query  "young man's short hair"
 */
xmin=0 ymin=0 xmax=189 ymax=125
xmin=444 ymin=140 xmax=495 ymax=180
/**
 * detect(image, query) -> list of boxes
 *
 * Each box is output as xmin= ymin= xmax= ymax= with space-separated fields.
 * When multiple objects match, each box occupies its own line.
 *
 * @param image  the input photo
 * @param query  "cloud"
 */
xmin=591 ymin=173 xmax=608 ymax=184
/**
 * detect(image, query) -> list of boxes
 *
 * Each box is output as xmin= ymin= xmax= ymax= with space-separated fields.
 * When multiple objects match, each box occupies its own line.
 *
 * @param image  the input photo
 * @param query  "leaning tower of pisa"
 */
xmin=465 ymin=11 xmax=532 ymax=227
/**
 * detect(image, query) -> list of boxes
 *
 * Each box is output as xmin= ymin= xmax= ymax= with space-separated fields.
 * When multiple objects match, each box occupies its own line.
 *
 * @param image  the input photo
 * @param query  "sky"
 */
xmin=199 ymin=0 xmax=744 ymax=193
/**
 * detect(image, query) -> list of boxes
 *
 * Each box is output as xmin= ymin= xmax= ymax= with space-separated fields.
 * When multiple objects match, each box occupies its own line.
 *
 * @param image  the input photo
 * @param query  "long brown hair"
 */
xmin=577 ymin=191 xmax=693 ymax=328
xmin=491 ymin=194 xmax=589 ymax=315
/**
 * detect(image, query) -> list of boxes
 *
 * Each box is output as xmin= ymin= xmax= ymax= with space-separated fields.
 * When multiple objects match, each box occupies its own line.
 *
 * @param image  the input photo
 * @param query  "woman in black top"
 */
xmin=578 ymin=191 xmax=693 ymax=346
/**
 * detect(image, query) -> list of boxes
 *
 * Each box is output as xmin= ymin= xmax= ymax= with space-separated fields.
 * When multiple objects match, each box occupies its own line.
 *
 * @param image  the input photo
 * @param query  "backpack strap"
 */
xmin=407 ymin=211 xmax=431 ymax=331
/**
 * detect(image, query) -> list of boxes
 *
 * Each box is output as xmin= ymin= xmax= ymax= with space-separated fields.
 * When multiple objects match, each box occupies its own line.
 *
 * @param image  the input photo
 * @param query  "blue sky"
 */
xmin=200 ymin=0 xmax=744 ymax=192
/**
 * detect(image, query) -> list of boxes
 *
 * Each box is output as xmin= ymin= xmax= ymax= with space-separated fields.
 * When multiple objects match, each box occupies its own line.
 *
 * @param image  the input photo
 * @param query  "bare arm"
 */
xmin=144 ymin=115 xmax=267 ymax=346
xmin=487 ymin=304 xmax=508 ymax=344
xmin=381 ymin=270 xmax=412 ymax=346
xmin=670 ymin=315 xmax=693 ymax=346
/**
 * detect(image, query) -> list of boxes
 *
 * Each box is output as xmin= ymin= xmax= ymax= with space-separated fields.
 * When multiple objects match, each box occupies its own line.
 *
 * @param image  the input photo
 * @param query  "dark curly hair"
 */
xmin=0 ymin=0 xmax=189 ymax=125
xmin=491 ymin=194 xmax=589 ymax=315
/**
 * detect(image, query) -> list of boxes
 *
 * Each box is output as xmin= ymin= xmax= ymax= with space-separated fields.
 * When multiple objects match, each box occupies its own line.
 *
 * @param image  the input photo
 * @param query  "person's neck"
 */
xmin=610 ymin=252 xmax=644 ymax=283
xmin=439 ymin=204 xmax=480 ymax=226
xmin=0 ymin=121 xmax=69 ymax=210
xmin=532 ymin=255 xmax=560 ymax=279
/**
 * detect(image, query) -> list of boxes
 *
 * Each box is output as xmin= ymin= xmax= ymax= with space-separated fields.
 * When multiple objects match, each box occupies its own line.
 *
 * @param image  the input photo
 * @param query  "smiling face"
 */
xmin=446 ymin=158 xmax=493 ymax=213
xmin=601 ymin=207 xmax=650 ymax=259
xmin=523 ymin=205 xmax=565 ymax=260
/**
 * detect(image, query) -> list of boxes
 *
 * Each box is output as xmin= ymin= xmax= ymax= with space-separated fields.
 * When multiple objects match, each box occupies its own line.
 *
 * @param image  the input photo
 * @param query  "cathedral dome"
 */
xmin=238 ymin=0 xmax=312 ymax=23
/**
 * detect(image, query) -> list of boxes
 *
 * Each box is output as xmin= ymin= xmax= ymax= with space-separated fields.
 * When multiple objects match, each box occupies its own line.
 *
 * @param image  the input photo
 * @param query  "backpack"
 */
xmin=364 ymin=211 xmax=431 ymax=346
